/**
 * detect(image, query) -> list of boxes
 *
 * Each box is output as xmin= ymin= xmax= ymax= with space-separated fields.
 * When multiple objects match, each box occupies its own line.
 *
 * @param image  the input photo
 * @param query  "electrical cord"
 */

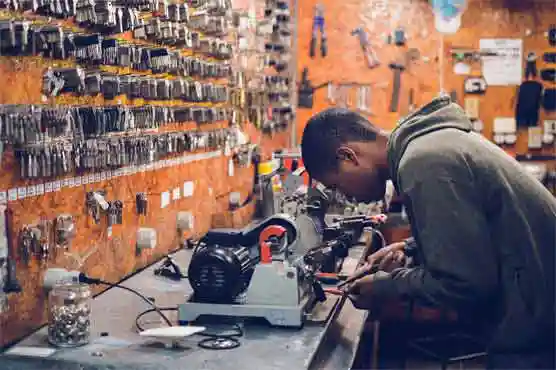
xmin=79 ymin=273 xmax=244 ymax=350
xmin=135 ymin=307 xmax=244 ymax=350
xmin=79 ymin=274 xmax=173 ymax=327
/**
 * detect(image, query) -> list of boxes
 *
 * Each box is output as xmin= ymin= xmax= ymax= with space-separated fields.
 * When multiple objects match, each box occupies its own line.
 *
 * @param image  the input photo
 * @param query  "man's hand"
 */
xmin=352 ymin=241 xmax=407 ymax=278
xmin=345 ymin=271 xmax=390 ymax=310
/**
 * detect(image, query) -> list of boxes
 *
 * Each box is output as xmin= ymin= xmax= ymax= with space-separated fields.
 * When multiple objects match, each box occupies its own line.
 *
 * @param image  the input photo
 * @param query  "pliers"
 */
xmin=315 ymin=272 xmax=348 ymax=285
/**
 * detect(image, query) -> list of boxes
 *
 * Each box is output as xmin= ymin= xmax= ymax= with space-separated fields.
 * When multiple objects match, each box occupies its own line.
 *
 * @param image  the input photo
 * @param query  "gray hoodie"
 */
xmin=375 ymin=96 xmax=555 ymax=353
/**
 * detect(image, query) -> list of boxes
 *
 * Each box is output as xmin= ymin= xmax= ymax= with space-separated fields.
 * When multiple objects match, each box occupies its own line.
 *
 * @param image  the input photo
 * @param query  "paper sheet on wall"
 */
xmin=479 ymin=39 xmax=523 ymax=86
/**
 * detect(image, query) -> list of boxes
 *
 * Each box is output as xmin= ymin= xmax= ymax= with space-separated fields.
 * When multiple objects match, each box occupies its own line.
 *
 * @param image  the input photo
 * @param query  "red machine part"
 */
xmin=258 ymin=225 xmax=287 ymax=264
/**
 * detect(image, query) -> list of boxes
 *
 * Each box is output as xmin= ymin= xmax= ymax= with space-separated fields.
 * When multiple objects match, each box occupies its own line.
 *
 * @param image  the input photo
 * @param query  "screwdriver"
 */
xmin=336 ymin=263 xmax=380 ymax=289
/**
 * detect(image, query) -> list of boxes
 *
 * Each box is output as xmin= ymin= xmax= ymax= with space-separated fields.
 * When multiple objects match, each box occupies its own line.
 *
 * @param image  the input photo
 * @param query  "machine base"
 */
xmin=178 ymin=297 xmax=311 ymax=328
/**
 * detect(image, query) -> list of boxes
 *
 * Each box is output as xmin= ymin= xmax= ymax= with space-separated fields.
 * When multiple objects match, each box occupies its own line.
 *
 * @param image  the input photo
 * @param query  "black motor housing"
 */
xmin=188 ymin=244 xmax=258 ymax=303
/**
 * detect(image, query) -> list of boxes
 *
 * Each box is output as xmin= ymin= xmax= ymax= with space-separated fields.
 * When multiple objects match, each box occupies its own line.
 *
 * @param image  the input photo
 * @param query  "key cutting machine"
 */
xmin=178 ymin=213 xmax=334 ymax=328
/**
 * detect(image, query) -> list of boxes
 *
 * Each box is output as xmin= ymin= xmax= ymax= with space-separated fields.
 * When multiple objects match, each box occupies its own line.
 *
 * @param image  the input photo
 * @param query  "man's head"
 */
xmin=301 ymin=108 xmax=389 ymax=203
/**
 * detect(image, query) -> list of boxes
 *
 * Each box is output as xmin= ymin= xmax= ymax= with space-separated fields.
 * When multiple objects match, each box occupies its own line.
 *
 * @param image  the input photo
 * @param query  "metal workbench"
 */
xmin=1 ymin=245 xmax=370 ymax=370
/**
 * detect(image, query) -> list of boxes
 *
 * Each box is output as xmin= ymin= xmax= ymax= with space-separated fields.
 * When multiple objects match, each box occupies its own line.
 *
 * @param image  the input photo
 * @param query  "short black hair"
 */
xmin=301 ymin=108 xmax=379 ymax=179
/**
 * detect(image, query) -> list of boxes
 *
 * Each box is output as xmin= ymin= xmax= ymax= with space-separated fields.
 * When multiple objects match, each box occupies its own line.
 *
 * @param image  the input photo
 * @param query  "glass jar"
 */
xmin=48 ymin=283 xmax=92 ymax=348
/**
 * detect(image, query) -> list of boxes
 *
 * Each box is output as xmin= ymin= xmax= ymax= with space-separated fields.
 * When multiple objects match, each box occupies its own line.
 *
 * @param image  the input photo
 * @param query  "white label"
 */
xmin=0 ymin=191 xmax=7 ymax=203
xmin=106 ymin=170 xmax=112 ymax=179
xmin=228 ymin=159 xmax=235 ymax=177
xmin=7 ymin=189 xmax=17 ymax=201
xmin=100 ymin=172 xmax=106 ymax=181
xmin=18 ymin=187 xmax=26 ymax=199
xmin=53 ymin=181 xmax=61 ymax=191
xmin=95 ymin=173 xmax=101 ymax=182
xmin=68 ymin=178 xmax=75 ymax=187
xmin=161 ymin=191 xmax=170 ymax=209
xmin=36 ymin=184 xmax=44 ymax=195
xmin=88 ymin=174 xmax=95 ymax=183
xmin=83 ymin=175 xmax=89 ymax=184
xmin=27 ymin=185 xmax=36 ymax=197
xmin=172 ymin=187 xmax=181 ymax=200
xmin=183 ymin=181 xmax=194 ymax=197
xmin=45 ymin=183 xmax=53 ymax=193
xmin=62 ymin=178 xmax=69 ymax=188
xmin=74 ymin=177 xmax=82 ymax=186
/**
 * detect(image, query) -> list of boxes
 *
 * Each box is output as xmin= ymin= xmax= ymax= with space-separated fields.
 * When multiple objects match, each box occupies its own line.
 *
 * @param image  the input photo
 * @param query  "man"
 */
xmin=300 ymin=96 xmax=555 ymax=369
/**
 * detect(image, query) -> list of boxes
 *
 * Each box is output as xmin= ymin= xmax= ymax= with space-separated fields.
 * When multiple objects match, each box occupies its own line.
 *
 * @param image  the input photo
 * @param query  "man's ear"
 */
xmin=336 ymin=146 xmax=359 ymax=165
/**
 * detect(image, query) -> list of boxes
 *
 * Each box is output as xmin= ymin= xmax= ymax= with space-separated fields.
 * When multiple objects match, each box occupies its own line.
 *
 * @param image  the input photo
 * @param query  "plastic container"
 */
xmin=48 ymin=283 xmax=92 ymax=348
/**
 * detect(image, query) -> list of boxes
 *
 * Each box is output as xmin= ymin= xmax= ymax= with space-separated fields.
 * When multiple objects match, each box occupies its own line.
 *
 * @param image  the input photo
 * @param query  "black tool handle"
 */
xmin=321 ymin=36 xmax=327 ymax=57
xmin=310 ymin=36 xmax=317 ymax=58
xmin=389 ymin=69 xmax=402 ymax=112
xmin=4 ymin=207 xmax=21 ymax=294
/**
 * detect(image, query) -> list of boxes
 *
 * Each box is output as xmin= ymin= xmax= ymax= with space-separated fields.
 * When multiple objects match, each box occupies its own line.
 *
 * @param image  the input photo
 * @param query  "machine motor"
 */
xmin=188 ymin=242 xmax=259 ymax=304
xmin=187 ymin=215 xmax=298 ymax=304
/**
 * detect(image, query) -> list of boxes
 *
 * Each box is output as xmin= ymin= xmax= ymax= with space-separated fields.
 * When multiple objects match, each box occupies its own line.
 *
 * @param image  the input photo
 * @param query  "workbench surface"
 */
xmin=1 ymin=246 xmax=368 ymax=370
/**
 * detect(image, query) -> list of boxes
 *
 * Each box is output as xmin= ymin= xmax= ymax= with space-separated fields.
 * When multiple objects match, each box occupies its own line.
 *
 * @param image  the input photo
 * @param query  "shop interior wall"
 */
xmin=295 ymin=0 xmax=556 ymax=160
xmin=0 ymin=2 xmax=289 ymax=347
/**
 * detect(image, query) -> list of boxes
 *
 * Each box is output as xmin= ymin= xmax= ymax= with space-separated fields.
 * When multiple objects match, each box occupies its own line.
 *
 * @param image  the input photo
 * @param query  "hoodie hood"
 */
xmin=387 ymin=96 xmax=473 ymax=187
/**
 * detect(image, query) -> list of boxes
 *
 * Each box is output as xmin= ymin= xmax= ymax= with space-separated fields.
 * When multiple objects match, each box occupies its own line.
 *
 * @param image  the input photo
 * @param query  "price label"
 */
xmin=36 ymin=184 xmax=45 ymax=195
xmin=106 ymin=170 xmax=112 ymax=179
xmin=7 ymin=189 xmax=17 ymax=201
xmin=53 ymin=181 xmax=61 ymax=191
xmin=68 ymin=178 xmax=75 ymax=187
xmin=88 ymin=174 xmax=95 ymax=183
xmin=18 ymin=187 xmax=26 ymax=199
xmin=95 ymin=173 xmax=101 ymax=182
xmin=74 ymin=177 xmax=82 ymax=186
xmin=62 ymin=178 xmax=69 ymax=188
xmin=27 ymin=185 xmax=36 ymax=197
xmin=45 ymin=182 xmax=53 ymax=193
xmin=0 ymin=191 xmax=7 ymax=203
xmin=100 ymin=172 xmax=106 ymax=181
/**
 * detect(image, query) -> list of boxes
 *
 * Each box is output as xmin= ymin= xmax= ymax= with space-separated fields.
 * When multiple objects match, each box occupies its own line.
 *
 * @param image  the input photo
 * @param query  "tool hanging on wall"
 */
xmin=525 ymin=52 xmax=538 ymax=79
xmin=543 ymin=89 xmax=556 ymax=112
xmin=540 ymin=68 xmax=555 ymax=83
xmin=309 ymin=4 xmax=327 ymax=58
xmin=515 ymin=80 xmax=543 ymax=127
xmin=298 ymin=67 xmax=314 ymax=108
xmin=393 ymin=27 xmax=406 ymax=46
xmin=351 ymin=26 xmax=379 ymax=69
xmin=356 ymin=85 xmax=372 ymax=114
xmin=389 ymin=58 xmax=406 ymax=113
xmin=544 ymin=52 xmax=556 ymax=64
xmin=407 ymin=88 xmax=415 ymax=114
xmin=1 ymin=203 xmax=22 ymax=295
xmin=464 ymin=77 xmax=487 ymax=95
xmin=549 ymin=24 xmax=556 ymax=46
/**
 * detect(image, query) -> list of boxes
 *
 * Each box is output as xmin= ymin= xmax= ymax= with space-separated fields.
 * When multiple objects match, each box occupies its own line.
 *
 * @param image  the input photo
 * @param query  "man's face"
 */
xmin=318 ymin=145 xmax=387 ymax=203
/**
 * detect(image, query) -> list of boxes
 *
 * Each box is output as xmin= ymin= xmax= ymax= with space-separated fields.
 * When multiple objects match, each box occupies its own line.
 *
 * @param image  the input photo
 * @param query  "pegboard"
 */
xmin=0 ymin=2 xmax=289 ymax=348
xmin=294 ymin=0 xmax=556 ymax=160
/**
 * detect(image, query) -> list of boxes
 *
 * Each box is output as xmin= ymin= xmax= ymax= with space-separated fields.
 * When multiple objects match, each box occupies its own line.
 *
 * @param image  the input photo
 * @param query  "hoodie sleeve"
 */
xmin=371 ymin=151 xmax=499 ymax=310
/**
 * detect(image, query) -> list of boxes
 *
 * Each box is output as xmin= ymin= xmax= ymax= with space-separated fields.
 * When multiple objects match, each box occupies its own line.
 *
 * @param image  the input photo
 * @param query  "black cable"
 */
xmin=80 ymin=273 xmax=243 ymax=350
xmin=79 ymin=274 xmax=173 ymax=327
xmin=135 ymin=307 xmax=244 ymax=350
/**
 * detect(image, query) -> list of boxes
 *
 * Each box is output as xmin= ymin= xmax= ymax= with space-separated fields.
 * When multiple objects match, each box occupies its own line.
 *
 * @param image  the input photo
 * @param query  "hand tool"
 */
xmin=309 ymin=4 xmax=327 ymax=58
xmin=1 ymin=203 xmax=22 ymax=294
xmin=327 ymin=82 xmax=336 ymax=104
xmin=388 ymin=60 xmax=406 ymax=112
xmin=408 ymin=88 xmax=415 ymax=113
xmin=351 ymin=26 xmax=379 ymax=68
xmin=525 ymin=52 xmax=538 ymax=79
xmin=337 ymin=263 xmax=380 ymax=290
xmin=315 ymin=272 xmax=348 ymax=284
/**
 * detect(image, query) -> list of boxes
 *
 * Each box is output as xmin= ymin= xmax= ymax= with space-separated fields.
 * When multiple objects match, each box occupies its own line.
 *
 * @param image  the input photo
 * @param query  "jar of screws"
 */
xmin=48 ymin=283 xmax=92 ymax=348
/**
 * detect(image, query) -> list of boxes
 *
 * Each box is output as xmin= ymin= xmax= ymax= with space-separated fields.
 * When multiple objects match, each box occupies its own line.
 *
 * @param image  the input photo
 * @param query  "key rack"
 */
xmin=0 ymin=0 xmax=290 ymax=348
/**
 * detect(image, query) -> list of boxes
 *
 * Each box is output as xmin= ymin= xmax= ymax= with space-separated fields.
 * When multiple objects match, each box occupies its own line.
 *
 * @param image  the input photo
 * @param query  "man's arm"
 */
xmin=369 ymin=154 xmax=499 ymax=310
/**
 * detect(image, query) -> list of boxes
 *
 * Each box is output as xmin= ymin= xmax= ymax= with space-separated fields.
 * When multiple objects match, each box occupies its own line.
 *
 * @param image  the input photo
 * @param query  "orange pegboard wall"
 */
xmin=0 ymin=3 xmax=288 ymax=348
xmin=295 ymin=0 xmax=556 ymax=159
